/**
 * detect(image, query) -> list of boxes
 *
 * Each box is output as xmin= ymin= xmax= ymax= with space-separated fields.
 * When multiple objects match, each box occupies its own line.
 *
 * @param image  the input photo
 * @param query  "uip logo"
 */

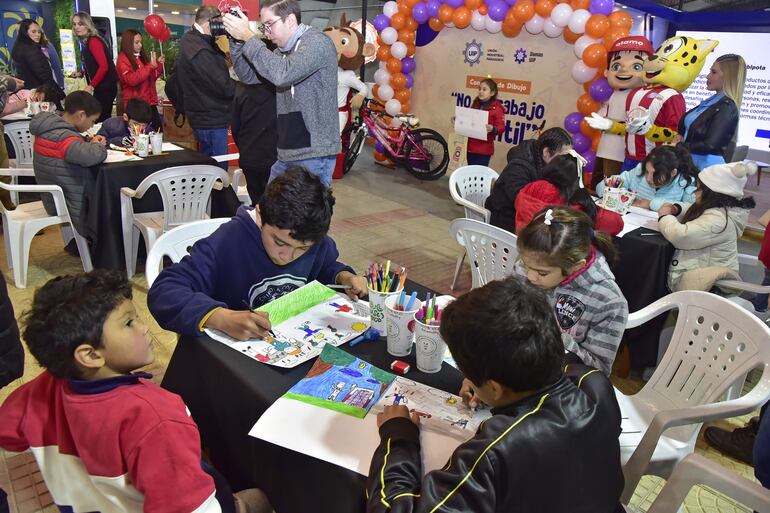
xmin=514 ymin=48 xmax=528 ymax=64
xmin=463 ymin=40 xmax=483 ymax=67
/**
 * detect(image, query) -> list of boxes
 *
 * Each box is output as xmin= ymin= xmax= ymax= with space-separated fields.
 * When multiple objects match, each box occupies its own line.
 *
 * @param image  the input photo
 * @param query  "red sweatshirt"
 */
xmin=117 ymin=52 xmax=162 ymax=107
xmin=467 ymin=98 xmax=505 ymax=157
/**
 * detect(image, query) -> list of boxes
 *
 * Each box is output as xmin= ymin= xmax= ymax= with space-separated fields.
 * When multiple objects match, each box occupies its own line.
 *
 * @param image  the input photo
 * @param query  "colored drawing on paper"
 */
xmin=256 ymin=280 xmax=337 ymax=325
xmin=284 ymin=345 xmax=396 ymax=418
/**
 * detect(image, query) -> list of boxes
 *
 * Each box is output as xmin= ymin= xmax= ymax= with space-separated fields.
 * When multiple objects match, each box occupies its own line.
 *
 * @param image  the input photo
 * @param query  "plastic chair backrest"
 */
xmin=145 ymin=217 xmax=230 ymax=287
xmin=449 ymin=166 xmax=498 ymax=223
xmin=5 ymin=121 xmax=34 ymax=167
xmin=0 ymin=177 xmax=68 ymax=216
xmin=134 ymin=165 xmax=230 ymax=231
xmin=449 ymin=218 xmax=517 ymax=289
xmin=637 ymin=290 xmax=770 ymax=443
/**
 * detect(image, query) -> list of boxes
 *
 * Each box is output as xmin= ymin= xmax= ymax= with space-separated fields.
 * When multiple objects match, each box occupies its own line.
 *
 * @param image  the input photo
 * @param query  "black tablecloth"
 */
xmin=161 ymin=281 xmax=462 ymax=513
xmin=86 ymin=149 xmax=240 ymax=270
xmin=613 ymin=227 xmax=675 ymax=369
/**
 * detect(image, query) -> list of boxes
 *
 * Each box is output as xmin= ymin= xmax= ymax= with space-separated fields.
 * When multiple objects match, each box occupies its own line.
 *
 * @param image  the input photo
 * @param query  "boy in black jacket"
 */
xmin=368 ymin=277 xmax=625 ymax=513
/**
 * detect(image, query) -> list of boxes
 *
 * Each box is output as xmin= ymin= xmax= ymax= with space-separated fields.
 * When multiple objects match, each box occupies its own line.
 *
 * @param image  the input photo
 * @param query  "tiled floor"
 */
xmin=0 ymin=146 xmax=765 ymax=512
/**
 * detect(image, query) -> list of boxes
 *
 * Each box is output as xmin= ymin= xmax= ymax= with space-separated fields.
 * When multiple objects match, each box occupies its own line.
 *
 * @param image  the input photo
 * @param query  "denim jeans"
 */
xmin=269 ymin=156 xmax=336 ymax=188
xmin=193 ymin=127 xmax=229 ymax=170
xmin=466 ymin=153 xmax=491 ymax=167
xmin=752 ymin=268 xmax=770 ymax=312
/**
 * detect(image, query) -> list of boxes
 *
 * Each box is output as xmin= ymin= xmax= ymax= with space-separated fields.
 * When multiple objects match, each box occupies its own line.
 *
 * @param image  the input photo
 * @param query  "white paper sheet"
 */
xmin=454 ymin=106 xmax=488 ymax=140
xmin=103 ymin=150 xmax=143 ymax=163
xmin=1 ymin=112 xmax=30 ymax=122
xmin=162 ymin=142 xmax=184 ymax=151
xmin=617 ymin=209 xmax=660 ymax=238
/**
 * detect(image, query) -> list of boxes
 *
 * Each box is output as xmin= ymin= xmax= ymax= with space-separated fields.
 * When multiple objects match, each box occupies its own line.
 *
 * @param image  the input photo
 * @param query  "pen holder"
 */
xmin=385 ymin=295 xmax=422 ymax=357
xmin=135 ymin=134 xmax=150 ymax=157
xmin=368 ymin=287 xmax=399 ymax=334
xmin=414 ymin=319 xmax=446 ymax=373
xmin=602 ymin=187 xmax=637 ymax=215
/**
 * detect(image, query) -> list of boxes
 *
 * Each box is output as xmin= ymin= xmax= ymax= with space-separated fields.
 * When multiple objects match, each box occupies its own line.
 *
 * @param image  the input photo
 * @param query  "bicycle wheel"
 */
xmin=403 ymin=130 xmax=449 ymax=181
xmin=343 ymin=127 xmax=366 ymax=175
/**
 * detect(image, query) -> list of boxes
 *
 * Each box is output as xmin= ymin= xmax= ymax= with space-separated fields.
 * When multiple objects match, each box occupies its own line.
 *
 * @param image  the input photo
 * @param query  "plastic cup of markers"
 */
xmin=385 ymin=295 xmax=423 ymax=357
xmin=602 ymin=187 xmax=637 ymax=215
xmin=414 ymin=318 xmax=446 ymax=373
xmin=368 ymin=287 xmax=399 ymax=334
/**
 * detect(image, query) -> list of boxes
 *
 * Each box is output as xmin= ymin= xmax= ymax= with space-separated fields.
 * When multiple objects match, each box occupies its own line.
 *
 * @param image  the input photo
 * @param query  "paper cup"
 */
xmin=135 ymin=134 xmax=150 ymax=157
xmin=602 ymin=187 xmax=637 ymax=215
xmin=368 ymin=288 xmax=399 ymax=334
xmin=30 ymin=102 xmax=40 ymax=115
xmin=414 ymin=319 xmax=446 ymax=373
xmin=38 ymin=102 xmax=52 ymax=112
xmin=385 ymin=295 xmax=422 ymax=357
xmin=151 ymin=133 xmax=163 ymax=155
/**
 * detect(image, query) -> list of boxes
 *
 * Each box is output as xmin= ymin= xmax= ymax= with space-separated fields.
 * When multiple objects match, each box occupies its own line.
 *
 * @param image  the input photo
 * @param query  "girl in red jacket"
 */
xmin=116 ymin=29 xmax=163 ymax=130
xmin=466 ymin=78 xmax=505 ymax=167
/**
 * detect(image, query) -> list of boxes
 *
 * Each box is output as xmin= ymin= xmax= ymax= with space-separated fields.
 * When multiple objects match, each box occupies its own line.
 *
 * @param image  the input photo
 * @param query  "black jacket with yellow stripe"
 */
xmin=366 ymin=365 xmax=624 ymax=513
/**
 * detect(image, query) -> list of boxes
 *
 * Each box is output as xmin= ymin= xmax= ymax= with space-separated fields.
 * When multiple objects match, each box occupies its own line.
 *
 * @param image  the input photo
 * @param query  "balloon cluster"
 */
xmin=144 ymin=14 xmax=171 ymax=42
xmin=372 ymin=0 xmax=633 ymax=168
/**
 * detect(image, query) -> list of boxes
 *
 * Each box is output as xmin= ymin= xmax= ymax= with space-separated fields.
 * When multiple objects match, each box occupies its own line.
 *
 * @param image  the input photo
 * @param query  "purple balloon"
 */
xmin=589 ymin=78 xmax=613 ymax=103
xmin=583 ymin=150 xmax=596 ymax=172
xmin=412 ymin=2 xmax=430 ymax=24
xmin=564 ymin=112 xmax=583 ymax=134
xmin=401 ymin=57 xmax=416 ymax=74
xmin=373 ymin=14 xmax=390 ymax=32
xmin=446 ymin=0 xmax=465 ymax=8
xmin=488 ymin=0 xmax=508 ymax=21
xmin=504 ymin=0 xmax=517 ymax=5
xmin=416 ymin=22 xmax=439 ymax=46
xmin=573 ymin=133 xmax=591 ymax=153
xmin=375 ymin=141 xmax=385 ymax=153
xmin=405 ymin=73 xmax=414 ymax=88
xmin=426 ymin=0 xmax=441 ymax=18
xmin=589 ymin=0 xmax=614 ymax=15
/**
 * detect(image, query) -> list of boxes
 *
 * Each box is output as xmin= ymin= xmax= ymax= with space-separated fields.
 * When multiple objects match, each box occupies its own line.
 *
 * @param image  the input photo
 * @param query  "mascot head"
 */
xmin=643 ymin=36 xmax=719 ymax=92
xmin=605 ymin=36 xmax=653 ymax=91
xmin=323 ymin=14 xmax=375 ymax=71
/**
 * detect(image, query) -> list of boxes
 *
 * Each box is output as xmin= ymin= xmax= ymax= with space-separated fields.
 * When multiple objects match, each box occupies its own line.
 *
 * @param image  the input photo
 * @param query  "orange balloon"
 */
xmin=405 ymin=17 xmax=418 ymax=31
xmin=504 ymin=8 xmax=518 ymax=26
xmin=534 ymin=0 xmax=555 ymax=17
xmin=585 ymin=14 xmax=610 ymax=38
xmin=608 ymin=10 xmax=633 ymax=29
xmin=428 ymin=17 xmax=444 ymax=31
xmin=570 ymin=0 xmax=590 ymax=9
xmin=556 ymin=0 xmax=570 ymax=3
xmin=406 ymin=43 xmax=416 ymax=56
xmin=502 ymin=22 xmax=522 ymax=37
xmin=390 ymin=12 xmax=407 ymax=30
xmin=374 ymin=151 xmax=388 ymax=162
xmin=583 ymin=80 xmax=593 ymax=93
xmin=478 ymin=4 xmax=488 ymax=14
xmin=398 ymin=29 xmax=416 ymax=43
xmin=400 ymin=102 xmax=410 ymax=113
xmin=387 ymin=57 xmax=402 ymax=74
xmin=399 ymin=2 xmax=412 ymax=14
xmin=372 ymin=84 xmax=380 ymax=99
xmin=583 ymin=43 xmax=608 ymax=68
xmin=580 ymin=118 xmax=598 ymax=137
xmin=377 ymin=45 xmax=391 ymax=62
xmin=577 ymin=93 xmax=600 ymax=116
xmin=594 ymin=68 xmax=605 ymax=81
xmin=406 ymin=0 xmax=420 ymax=6
xmin=513 ymin=0 xmax=535 ymax=23
xmin=465 ymin=0 xmax=483 ymax=9
xmin=452 ymin=6 xmax=472 ymax=28
xmin=390 ymin=72 xmax=407 ymax=90
xmin=438 ymin=4 xmax=454 ymax=23
xmin=602 ymin=27 xmax=626 ymax=51
xmin=395 ymin=88 xmax=411 ymax=104
xmin=563 ymin=27 xmax=580 ymax=44
xmin=591 ymin=131 xmax=602 ymax=151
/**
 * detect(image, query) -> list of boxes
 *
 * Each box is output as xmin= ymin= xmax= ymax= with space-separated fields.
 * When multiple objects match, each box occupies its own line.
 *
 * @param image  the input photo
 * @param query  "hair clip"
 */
xmin=544 ymin=208 xmax=554 ymax=226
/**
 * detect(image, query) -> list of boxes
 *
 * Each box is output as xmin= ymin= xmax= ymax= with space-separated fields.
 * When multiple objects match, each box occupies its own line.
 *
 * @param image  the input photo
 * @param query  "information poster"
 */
xmin=59 ymin=29 xmax=76 ymax=72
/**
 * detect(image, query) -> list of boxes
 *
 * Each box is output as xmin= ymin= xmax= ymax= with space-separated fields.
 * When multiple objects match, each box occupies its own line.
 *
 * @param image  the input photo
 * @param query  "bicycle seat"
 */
xmin=395 ymin=114 xmax=420 ymax=127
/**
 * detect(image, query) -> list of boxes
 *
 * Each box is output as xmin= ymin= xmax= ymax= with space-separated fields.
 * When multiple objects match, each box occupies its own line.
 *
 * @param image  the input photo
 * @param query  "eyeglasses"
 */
xmin=259 ymin=18 xmax=281 ymax=34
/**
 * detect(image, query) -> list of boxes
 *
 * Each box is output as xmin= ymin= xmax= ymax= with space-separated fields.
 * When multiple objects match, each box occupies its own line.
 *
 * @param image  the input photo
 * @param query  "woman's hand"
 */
xmin=657 ymin=203 xmax=678 ymax=218
xmin=84 ymin=84 xmax=94 ymax=94
xmin=633 ymin=198 xmax=651 ymax=210
xmin=486 ymin=124 xmax=493 ymax=133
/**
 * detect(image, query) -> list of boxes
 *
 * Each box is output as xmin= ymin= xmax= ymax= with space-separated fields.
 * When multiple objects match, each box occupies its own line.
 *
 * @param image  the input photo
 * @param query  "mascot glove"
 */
xmin=585 ymin=113 xmax=613 ymax=131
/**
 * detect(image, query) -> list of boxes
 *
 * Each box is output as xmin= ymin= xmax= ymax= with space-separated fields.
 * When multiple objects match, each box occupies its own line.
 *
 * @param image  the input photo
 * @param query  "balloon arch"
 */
xmin=370 ymin=0 xmax=633 ymax=171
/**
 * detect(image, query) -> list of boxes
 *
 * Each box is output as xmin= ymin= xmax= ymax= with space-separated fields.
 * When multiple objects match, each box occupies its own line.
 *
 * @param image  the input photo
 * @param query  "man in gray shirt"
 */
xmin=224 ymin=0 xmax=340 ymax=187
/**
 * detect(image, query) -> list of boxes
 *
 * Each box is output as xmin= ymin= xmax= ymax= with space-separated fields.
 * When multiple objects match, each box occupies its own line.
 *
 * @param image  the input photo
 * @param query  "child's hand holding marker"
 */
xmin=459 ymin=378 xmax=483 ymax=409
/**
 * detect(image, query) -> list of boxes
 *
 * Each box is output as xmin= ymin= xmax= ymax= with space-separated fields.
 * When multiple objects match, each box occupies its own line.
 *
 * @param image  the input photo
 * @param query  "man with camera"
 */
xmin=177 ymin=5 xmax=236 ymax=165
xmin=223 ymin=0 xmax=340 ymax=187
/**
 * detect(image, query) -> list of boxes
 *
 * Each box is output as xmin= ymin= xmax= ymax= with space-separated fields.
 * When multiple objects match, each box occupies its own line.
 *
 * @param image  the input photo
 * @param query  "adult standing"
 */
xmin=224 ymin=0 xmax=341 ymax=187
xmin=176 ymin=6 xmax=236 ymax=167
xmin=116 ymin=29 xmax=164 ymax=130
xmin=677 ymin=54 xmax=745 ymax=170
xmin=10 ymin=20 xmax=65 ymax=106
xmin=72 ymin=11 xmax=118 ymax=122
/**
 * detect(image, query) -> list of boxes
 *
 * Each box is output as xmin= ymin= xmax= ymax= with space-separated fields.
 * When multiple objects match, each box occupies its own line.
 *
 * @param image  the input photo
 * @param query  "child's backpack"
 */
xmin=164 ymin=64 xmax=186 ymax=128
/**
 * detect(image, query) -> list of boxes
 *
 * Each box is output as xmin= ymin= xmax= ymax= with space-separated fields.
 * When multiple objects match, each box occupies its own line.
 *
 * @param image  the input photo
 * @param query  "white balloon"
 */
xmin=383 ymin=1 xmax=399 ymax=17
xmin=381 ymin=27 xmax=398 ymax=45
xmin=543 ymin=18 xmax=563 ymax=38
xmin=571 ymin=60 xmax=598 ymax=83
xmin=374 ymin=69 xmax=391 ymax=86
xmin=391 ymin=41 xmax=407 ymax=59
xmin=485 ymin=15 xmax=502 ymax=33
xmin=567 ymin=9 xmax=591 ymax=34
xmin=525 ymin=14 xmax=544 ymax=35
xmin=385 ymin=98 xmax=402 ymax=116
xmin=379 ymin=61 xmax=388 ymax=70
xmin=550 ymin=3 xmax=573 ymax=27
xmin=378 ymin=84 xmax=395 ymax=101
xmin=471 ymin=10 xmax=486 ymax=31
xmin=574 ymin=35 xmax=599 ymax=59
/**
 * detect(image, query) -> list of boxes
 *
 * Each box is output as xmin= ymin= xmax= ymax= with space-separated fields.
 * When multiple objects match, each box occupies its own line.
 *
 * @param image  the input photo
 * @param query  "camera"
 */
xmin=209 ymin=7 xmax=247 ymax=39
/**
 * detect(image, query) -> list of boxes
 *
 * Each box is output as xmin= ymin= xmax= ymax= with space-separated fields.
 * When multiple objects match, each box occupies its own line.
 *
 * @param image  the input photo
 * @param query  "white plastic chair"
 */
xmin=145 ymin=218 xmax=231 ymax=287
xmin=0 ymin=175 xmax=92 ymax=288
xmin=448 ymin=166 xmax=498 ymax=290
xmin=4 ymin=121 xmax=35 ymax=206
xmin=620 ymin=290 xmax=770 ymax=504
xmin=231 ymin=168 xmax=250 ymax=205
xmin=448 ymin=218 xmax=517 ymax=290
xmin=120 ymin=165 xmax=230 ymax=278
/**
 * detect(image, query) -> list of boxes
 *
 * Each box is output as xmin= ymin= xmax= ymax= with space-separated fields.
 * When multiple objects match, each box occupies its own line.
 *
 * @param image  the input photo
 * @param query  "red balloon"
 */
xmin=158 ymin=27 xmax=171 ymax=42
xmin=144 ymin=14 xmax=168 ymax=40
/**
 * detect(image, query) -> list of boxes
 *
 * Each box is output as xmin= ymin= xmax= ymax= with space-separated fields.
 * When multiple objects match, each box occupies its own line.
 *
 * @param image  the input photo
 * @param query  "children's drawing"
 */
xmin=206 ymin=281 xmax=370 ymax=368
xmin=284 ymin=345 xmax=396 ymax=418
xmin=371 ymin=377 xmax=492 ymax=439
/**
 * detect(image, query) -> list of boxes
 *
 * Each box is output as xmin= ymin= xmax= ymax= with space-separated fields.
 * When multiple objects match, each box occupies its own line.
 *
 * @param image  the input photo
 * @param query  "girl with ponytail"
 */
xmin=595 ymin=144 xmax=698 ymax=211
xmin=517 ymin=206 xmax=628 ymax=375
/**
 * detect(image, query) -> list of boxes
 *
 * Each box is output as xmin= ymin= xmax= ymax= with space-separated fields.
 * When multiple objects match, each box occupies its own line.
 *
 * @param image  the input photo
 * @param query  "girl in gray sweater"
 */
xmin=517 ymin=206 xmax=628 ymax=375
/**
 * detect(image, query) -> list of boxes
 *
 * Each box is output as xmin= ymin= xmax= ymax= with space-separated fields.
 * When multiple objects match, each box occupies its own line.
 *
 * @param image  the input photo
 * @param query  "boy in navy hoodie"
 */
xmin=148 ymin=166 xmax=367 ymax=339
xmin=97 ymin=97 xmax=154 ymax=147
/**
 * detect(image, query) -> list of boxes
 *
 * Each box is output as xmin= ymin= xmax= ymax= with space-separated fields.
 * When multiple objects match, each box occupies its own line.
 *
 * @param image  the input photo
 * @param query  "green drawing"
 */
xmin=256 ymin=281 xmax=337 ymax=326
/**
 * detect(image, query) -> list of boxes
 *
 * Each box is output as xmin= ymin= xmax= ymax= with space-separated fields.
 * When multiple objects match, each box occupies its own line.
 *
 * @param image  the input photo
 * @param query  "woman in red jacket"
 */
xmin=515 ymin=154 xmax=623 ymax=236
xmin=116 ymin=29 xmax=164 ymax=130
xmin=466 ymin=78 xmax=505 ymax=167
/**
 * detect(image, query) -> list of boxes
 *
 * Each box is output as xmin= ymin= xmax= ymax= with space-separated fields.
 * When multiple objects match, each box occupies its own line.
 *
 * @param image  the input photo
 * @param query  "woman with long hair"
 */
xmin=116 ymin=29 xmax=164 ymax=130
xmin=72 ymin=11 xmax=118 ymax=122
xmin=677 ymin=54 xmax=746 ymax=170
xmin=10 ymin=19 xmax=65 ymax=105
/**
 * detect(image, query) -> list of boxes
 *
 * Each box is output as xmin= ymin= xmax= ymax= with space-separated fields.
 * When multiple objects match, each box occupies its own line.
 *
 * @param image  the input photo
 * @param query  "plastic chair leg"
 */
xmin=61 ymin=224 xmax=74 ymax=246
xmin=72 ymin=228 xmax=93 ymax=272
xmin=2 ymin=215 xmax=13 ymax=272
xmin=129 ymin=226 xmax=142 ymax=279
xmin=16 ymin=225 xmax=33 ymax=289
xmin=723 ymin=372 xmax=748 ymax=401
xmin=451 ymin=252 xmax=466 ymax=291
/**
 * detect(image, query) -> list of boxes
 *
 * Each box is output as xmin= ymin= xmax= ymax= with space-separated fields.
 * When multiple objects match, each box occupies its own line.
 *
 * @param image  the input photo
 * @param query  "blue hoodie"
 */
xmin=595 ymin=163 xmax=697 ymax=211
xmin=148 ymin=206 xmax=354 ymax=336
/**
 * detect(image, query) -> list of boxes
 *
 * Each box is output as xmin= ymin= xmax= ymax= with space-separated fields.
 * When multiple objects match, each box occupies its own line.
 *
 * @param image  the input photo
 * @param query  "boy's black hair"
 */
xmin=21 ymin=270 xmax=133 ymax=379
xmin=124 ymin=98 xmax=153 ymax=124
xmin=63 ymin=91 xmax=102 ymax=117
xmin=440 ymin=277 xmax=564 ymax=392
xmin=258 ymin=166 xmax=335 ymax=242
